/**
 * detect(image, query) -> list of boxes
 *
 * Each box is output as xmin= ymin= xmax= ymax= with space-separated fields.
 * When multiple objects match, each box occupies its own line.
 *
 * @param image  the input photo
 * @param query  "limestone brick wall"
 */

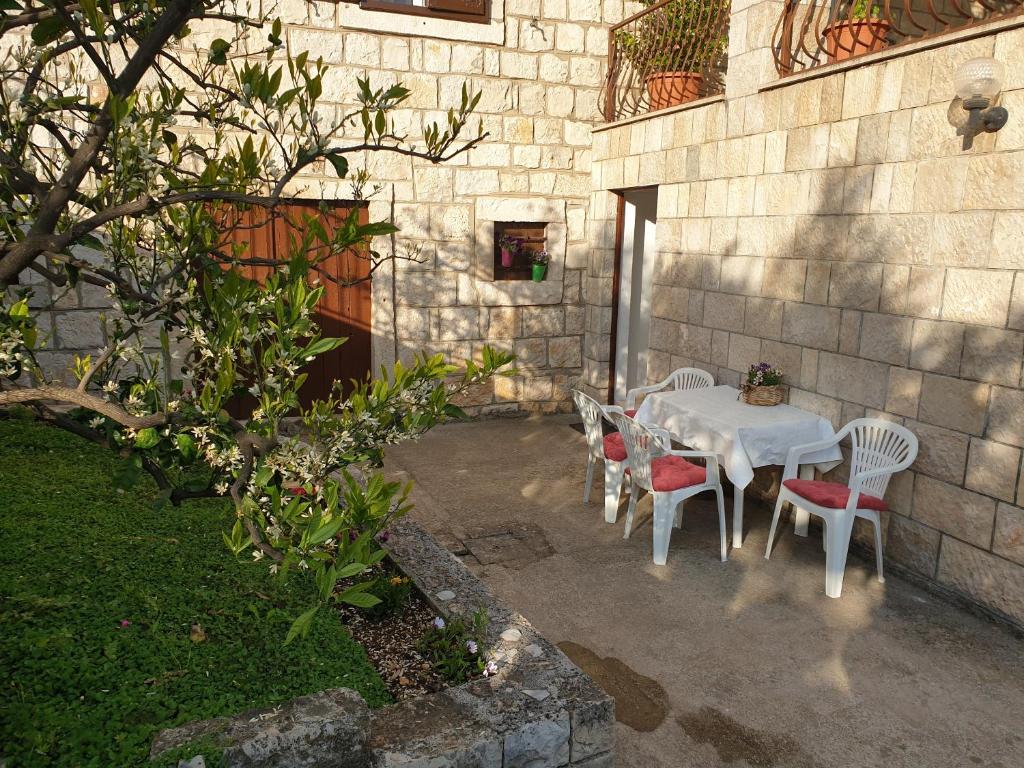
xmin=585 ymin=8 xmax=1024 ymax=623
xmin=24 ymin=0 xmax=624 ymax=413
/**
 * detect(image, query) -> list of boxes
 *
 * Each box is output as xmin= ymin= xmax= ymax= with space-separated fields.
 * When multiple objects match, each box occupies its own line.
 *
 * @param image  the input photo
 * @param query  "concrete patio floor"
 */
xmin=386 ymin=416 xmax=1024 ymax=768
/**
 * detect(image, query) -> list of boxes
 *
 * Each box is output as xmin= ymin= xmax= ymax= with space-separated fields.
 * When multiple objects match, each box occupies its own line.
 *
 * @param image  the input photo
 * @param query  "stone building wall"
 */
xmin=584 ymin=6 xmax=1024 ymax=623
xmin=26 ymin=0 xmax=626 ymax=414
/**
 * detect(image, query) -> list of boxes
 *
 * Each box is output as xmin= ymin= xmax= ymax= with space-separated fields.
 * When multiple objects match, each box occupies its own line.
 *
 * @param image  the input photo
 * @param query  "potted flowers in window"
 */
xmin=617 ymin=0 xmax=730 ymax=111
xmin=740 ymin=362 xmax=784 ymax=406
xmin=823 ymin=0 xmax=889 ymax=64
xmin=498 ymin=234 xmax=521 ymax=269
xmin=531 ymin=250 xmax=549 ymax=282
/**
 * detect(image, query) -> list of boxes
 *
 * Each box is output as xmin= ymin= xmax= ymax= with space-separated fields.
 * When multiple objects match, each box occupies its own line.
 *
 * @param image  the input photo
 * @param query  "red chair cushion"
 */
xmin=624 ymin=409 xmax=638 ymax=418
xmin=628 ymin=455 xmax=707 ymax=491
xmin=782 ymin=479 xmax=887 ymax=512
xmin=603 ymin=432 xmax=628 ymax=462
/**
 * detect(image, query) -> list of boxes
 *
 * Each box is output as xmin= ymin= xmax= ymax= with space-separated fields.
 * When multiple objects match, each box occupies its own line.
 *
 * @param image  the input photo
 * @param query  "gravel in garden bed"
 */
xmin=338 ymin=585 xmax=448 ymax=701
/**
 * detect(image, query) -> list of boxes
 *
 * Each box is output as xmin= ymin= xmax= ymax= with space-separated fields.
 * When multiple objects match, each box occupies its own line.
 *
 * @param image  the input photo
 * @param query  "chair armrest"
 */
xmin=665 ymin=449 xmax=721 ymax=484
xmin=645 ymin=425 xmax=673 ymax=450
xmin=780 ymin=432 xmax=846 ymax=481
xmin=624 ymin=378 xmax=670 ymax=409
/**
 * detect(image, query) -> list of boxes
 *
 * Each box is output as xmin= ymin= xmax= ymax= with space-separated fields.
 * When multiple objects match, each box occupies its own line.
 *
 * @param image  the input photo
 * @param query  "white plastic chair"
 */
xmin=609 ymin=410 xmax=728 ymax=565
xmin=624 ymin=367 xmax=714 ymax=415
xmin=571 ymin=389 xmax=631 ymax=526
xmin=764 ymin=418 xmax=918 ymax=598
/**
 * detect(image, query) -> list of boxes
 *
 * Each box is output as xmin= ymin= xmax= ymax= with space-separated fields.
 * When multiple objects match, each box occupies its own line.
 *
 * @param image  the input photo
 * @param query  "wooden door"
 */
xmin=217 ymin=200 xmax=372 ymax=410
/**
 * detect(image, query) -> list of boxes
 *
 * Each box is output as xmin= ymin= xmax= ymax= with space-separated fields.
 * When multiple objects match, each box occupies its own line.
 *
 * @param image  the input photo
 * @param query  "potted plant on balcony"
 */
xmin=531 ymin=250 xmax=549 ymax=282
xmin=616 ymin=0 xmax=730 ymax=111
xmin=823 ymin=0 xmax=890 ymax=64
xmin=498 ymin=234 xmax=522 ymax=269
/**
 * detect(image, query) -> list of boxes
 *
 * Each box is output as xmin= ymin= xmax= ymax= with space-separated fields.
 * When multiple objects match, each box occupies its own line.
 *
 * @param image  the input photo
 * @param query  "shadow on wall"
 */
xmin=638 ymin=158 xmax=1019 ymax=620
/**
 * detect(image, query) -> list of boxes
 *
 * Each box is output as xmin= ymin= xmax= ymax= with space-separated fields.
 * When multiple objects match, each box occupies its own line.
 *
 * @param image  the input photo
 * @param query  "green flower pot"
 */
xmin=531 ymin=263 xmax=547 ymax=282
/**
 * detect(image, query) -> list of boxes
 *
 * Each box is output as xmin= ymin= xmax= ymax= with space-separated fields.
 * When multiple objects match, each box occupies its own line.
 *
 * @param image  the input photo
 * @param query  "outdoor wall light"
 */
xmin=955 ymin=57 xmax=1008 ymax=150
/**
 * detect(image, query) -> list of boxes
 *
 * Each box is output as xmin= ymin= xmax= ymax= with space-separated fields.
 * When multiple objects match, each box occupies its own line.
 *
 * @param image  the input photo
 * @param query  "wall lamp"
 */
xmin=955 ymin=57 xmax=1008 ymax=150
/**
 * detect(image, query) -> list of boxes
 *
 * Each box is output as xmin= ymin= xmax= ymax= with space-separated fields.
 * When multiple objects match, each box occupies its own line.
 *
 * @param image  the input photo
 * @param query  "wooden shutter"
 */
xmin=426 ymin=0 xmax=487 ymax=17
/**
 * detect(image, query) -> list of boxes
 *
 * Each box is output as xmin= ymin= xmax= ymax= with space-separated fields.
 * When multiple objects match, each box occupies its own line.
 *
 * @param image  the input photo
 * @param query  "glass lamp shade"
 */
xmin=954 ymin=57 xmax=1004 ymax=102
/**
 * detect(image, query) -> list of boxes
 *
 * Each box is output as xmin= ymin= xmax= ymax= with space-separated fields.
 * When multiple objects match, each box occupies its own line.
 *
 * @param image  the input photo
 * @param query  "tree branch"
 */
xmin=0 ymin=383 xmax=166 ymax=429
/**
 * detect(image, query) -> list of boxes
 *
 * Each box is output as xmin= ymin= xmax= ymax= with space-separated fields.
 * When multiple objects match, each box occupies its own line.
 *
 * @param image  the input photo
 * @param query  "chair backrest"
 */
xmin=844 ymin=418 xmax=919 ymax=498
xmin=572 ymin=389 xmax=616 ymax=462
xmin=668 ymin=367 xmax=715 ymax=392
xmin=608 ymin=411 xmax=664 ymax=493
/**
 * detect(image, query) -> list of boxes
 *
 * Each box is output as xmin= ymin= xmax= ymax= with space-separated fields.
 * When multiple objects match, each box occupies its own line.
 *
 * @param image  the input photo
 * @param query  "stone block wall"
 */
xmin=18 ymin=0 xmax=625 ymax=413
xmin=585 ymin=8 xmax=1024 ymax=623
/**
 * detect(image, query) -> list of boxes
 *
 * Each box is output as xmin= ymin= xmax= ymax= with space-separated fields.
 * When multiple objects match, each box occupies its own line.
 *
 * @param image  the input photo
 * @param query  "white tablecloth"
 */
xmin=632 ymin=385 xmax=843 ymax=489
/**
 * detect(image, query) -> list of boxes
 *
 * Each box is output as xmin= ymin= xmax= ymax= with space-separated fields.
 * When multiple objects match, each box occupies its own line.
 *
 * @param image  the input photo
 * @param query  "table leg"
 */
xmin=732 ymin=487 xmax=744 ymax=549
xmin=793 ymin=464 xmax=813 ymax=537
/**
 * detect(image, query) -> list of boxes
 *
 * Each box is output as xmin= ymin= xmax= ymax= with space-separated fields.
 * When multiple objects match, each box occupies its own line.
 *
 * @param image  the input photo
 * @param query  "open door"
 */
xmin=610 ymin=187 xmax=658 ymax=406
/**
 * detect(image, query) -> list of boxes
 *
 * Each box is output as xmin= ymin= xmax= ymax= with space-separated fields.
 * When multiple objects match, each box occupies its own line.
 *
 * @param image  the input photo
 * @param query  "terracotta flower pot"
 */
xmin=531 ymin=263 xmax=547 ymax=282
xmin=823 ymin=19 xmax=890 ymax=64
xmin=500 ymin=248 xmax=514 ymax=268
xmin=645 ymin=71 xmax=703 ymax=111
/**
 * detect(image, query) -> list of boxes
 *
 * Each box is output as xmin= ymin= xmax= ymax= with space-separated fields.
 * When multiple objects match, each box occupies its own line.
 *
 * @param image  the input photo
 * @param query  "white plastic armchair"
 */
xmin=624 ymin=367 xmax=714 ymax=413
xmin=764 ymin=418 xmax=918 ymax=598
xmin=571 ymin=389 xmax=632 ymax=526
xmin=608 ymin=411 xmax=727 ymax=565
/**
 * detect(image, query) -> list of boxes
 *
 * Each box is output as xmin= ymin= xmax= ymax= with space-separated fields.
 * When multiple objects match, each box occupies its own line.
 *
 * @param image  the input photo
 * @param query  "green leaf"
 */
xmin=283 ymin=604 xmax=319 ymax=645
xmin=134 ymin=428 xmax=159 ymax=449
xmin=209 ymin=38 xmax=231 ymax=66
xmin=8 ymin=299 xmax=28 ymax=319
xmin=303 ymin=337 xmax=344 ymax=358
xmin=326 ymin=154 xmax=348 ymax=178
xmin=31 ymin=16 xmax=68 ymax=45
xmin=338 ymin=590 xmax=380 ymax=609
xmin=335 ymin=562 xmax=367 ymax=579
xmin=175 ymin=433 xmax=197 ymax=460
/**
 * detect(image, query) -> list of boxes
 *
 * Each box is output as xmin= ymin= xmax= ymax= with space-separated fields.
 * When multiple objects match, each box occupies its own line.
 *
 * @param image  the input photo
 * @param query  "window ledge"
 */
xmin=337 ymin=0 xmax=504 ymax=44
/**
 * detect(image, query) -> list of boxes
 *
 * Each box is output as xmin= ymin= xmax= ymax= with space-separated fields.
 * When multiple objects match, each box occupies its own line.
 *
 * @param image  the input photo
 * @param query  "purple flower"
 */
xmin=432 ymin=617 xmax=445 ymax=630
xmin=119 ymin=619 xmax=131 ymax=628
xmin=378 ymin=530 xmax=390 ymax=543
xmin=483 ymin=660 xmax=499 ymax=677
xmin=465 ymin=640 xmax=478 ymax=654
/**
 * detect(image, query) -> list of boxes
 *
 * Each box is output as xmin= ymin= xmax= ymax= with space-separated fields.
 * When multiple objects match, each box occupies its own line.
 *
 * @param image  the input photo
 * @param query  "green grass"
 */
xmin=0 ymin=417 xmax=389 ymax=767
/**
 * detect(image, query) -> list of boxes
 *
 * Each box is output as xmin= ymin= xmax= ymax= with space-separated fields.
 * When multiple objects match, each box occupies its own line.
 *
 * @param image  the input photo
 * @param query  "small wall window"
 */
xmin=357 ymin=0 xmax=489 ymax=23
xmin=494 ymin=221 xmax=548 ymax=281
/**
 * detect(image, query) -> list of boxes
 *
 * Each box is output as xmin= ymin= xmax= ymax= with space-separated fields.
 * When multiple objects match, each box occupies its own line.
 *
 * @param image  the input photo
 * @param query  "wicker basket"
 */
xmin=741 ymin=384 xmax=783 ymax=406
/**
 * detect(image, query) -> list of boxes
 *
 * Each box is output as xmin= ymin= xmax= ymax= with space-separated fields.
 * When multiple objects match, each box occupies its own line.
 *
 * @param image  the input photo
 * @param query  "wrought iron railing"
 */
xmin=601 ymin=0 xmax=731 ymax=122
xmin=773 ymin=0 xmax=1024 ymax=76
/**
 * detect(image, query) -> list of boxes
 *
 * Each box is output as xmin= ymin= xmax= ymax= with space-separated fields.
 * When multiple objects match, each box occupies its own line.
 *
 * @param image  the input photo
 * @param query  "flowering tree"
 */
xmin=0 ymin=0 xmax=511 ymax=638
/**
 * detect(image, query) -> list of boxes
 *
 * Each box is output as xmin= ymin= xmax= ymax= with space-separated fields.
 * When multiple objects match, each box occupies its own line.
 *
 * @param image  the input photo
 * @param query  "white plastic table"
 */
xmin=632 ymin=385 xmax=843 ymax=548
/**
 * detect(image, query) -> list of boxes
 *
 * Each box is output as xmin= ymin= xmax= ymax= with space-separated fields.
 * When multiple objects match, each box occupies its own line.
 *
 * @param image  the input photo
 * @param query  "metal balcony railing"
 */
xmin=773 ymin=0 xmax=1024 ymax=76
xmin=601 ymin=0 xmax=731 ymax=122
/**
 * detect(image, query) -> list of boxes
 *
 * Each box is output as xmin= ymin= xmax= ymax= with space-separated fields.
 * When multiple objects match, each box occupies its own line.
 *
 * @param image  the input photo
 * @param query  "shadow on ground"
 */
xmin=386 ymin=416 xmax=1024 ymax=768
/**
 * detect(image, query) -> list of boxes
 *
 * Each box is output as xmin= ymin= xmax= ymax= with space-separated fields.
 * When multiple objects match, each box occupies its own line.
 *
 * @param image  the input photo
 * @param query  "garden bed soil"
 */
xmin=337 ymin=582 xmax=448 ymax=700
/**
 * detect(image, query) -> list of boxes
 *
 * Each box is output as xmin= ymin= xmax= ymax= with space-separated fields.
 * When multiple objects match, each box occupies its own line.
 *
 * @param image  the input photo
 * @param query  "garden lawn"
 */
xmin=0 ymin=417 xmax=389 ymax=767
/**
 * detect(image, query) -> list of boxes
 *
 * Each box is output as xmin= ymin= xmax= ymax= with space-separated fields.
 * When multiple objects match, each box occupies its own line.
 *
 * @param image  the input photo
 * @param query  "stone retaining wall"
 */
xmin=151 ymin=518 xmax=615 ymax=767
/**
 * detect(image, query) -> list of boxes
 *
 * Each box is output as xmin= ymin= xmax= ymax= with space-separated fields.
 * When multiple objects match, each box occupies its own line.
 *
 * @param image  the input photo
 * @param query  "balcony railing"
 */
xmin=601 ymin=0 xmax=731 ymax=122
xmin=773 ymin=0 xmax=1024 ymax=76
